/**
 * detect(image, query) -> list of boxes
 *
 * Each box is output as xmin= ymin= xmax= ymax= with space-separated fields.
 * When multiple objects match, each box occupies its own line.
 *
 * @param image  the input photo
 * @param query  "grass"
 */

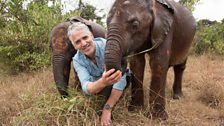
xmin=0 ymin=54 xmax=224 ymax=126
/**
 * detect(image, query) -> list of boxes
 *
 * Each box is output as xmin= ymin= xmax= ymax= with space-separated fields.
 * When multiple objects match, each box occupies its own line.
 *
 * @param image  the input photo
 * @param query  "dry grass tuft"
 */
xmin=0 ymin=68 xmax=54 ymax=125
xmin=198 ymin=83 xmax=224 ymax=108
xmin=0 ymin=55 xmax=224 ymax=125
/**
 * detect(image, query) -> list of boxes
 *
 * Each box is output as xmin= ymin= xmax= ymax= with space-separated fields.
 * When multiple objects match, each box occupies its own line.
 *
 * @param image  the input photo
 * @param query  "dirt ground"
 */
xmin=142 ymin=54 xmax=224 ymax=125
xmin=0 ymin=54 xmax=224 ymax=125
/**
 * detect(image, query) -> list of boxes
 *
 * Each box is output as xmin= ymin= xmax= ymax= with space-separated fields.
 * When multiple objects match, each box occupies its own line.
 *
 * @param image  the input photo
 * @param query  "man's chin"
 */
xmin=84 ymin=50 xmax=93 ymax=57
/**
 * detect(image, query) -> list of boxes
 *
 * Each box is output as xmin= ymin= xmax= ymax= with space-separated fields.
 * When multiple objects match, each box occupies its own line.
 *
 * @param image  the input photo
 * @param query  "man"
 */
xmin=67 ymin=22 xmax=127 ymax=126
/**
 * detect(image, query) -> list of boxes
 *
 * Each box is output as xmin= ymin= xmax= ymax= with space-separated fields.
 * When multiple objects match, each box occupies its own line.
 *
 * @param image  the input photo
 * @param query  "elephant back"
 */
xmin=68 ymin=16 xmax=106 ymax=38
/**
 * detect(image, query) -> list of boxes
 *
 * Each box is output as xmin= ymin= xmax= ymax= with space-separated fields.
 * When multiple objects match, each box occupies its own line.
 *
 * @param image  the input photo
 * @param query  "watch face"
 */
xmin=104 ymin=104 xmax=112 ymax=110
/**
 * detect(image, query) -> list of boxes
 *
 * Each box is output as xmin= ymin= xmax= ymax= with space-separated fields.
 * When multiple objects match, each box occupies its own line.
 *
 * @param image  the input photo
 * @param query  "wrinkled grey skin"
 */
xmin=50 ymin=16 xmax=106 ymax=97
xmin=105 ymin=0 xmax=196 ymax=120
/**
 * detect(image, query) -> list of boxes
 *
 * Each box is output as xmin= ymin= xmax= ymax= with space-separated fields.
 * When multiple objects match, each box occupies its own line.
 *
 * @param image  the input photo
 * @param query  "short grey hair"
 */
xmin=67 ymin=22 xmax=91 ymax=40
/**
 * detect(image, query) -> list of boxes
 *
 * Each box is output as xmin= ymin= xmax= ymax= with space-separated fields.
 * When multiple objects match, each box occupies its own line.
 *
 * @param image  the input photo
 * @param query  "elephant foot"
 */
xmin=173 ymin=92 xmax=183 ymax=99
xmin=147 ymin=102 xmax=168 ymax=120
xmin=147 ymin=110 xmax=168 ymax=121
xmin=128 ymin=101 xmax=144 ymax=112
xmin=128 ymin=105 xmax=142 ymax=112
xmin=58 ymin=90 xmax=69 ymax=99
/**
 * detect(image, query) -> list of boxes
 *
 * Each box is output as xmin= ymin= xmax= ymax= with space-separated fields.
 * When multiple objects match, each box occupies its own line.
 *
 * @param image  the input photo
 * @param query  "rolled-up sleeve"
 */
xmin=112 ymin=73 xmax=127 ymax=91
xmin=73 ymin=59 xmax=91 ymax=95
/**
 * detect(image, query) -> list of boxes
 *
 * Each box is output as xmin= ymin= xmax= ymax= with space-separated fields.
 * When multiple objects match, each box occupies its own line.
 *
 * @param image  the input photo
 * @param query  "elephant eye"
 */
xmin=132 ymin=20 xmax=140 ymax=30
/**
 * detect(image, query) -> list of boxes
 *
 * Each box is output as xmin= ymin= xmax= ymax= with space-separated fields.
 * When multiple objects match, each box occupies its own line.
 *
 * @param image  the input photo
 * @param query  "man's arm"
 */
xmin=100 ymin=72 xmax=127 ymax=126
xmin=87 ymin=69 xmax=122 ymax=94
xmin=100 ymin=89 xmax=123 ymax=126
xmin=74 ymin=57 xmax=122 ymax=95
xmin=105 ymin=88 xmax=123 ymax=108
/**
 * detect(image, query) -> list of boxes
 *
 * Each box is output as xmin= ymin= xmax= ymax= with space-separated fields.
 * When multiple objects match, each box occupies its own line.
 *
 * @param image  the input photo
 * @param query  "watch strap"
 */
xmin=103 ymin=103 xmax=113 ymax=110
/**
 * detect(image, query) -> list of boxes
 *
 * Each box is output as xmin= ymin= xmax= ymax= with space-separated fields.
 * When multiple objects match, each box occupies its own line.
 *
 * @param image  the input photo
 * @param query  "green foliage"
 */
xmin=178 ymin=0 xmax=224 ymax=55
xmin=0 ymin=0 xmax=104 ymax=74
xmin=77 ymin=0 xmax=105 ymax=25
xmin=179 ymin=0 xmax=200 ymax=11
xmin=0 ymin=0 xmax=64 ymax=73
xmin=194 ymin=19 xmax=224 ymax=55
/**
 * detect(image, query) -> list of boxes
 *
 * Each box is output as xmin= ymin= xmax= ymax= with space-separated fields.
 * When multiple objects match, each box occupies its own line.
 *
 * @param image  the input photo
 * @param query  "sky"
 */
xmin=62 ymin=0 xmax=224 ymax=22
xmin=193 ymin=0 xmax=224 ymax=21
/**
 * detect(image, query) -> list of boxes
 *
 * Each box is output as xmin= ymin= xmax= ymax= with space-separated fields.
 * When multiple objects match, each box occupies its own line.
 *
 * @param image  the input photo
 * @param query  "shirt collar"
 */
xmin=94 ymin=40 xmax=100 ymax=58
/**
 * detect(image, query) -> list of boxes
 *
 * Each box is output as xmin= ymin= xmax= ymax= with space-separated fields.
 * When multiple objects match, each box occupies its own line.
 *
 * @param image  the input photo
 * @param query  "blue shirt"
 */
xmin=72 ymin=37 xmax=127 ymax=95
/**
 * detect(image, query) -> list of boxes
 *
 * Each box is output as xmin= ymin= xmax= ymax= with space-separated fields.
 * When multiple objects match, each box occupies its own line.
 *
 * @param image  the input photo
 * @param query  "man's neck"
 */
xmin=86 ymin=54 xmax=96 ymax=65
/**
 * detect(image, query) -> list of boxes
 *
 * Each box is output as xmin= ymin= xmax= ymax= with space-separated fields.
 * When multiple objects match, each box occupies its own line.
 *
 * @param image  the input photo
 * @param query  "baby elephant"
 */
xmin=104 ymin=0 xmax=196 ymax=120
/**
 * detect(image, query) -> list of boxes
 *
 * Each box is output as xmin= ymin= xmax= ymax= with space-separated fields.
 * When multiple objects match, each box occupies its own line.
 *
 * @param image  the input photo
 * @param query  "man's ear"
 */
xmin=89 ymin=32 xmax=94 ymax=40
xmin=70 ymin=40 xmax=76 ymax=49
xmin=73 ymin=43 xmax=78 ymax=50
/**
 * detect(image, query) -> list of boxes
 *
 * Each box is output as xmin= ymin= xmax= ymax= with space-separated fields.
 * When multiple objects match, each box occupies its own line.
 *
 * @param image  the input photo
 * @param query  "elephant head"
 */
xmin=105 ymin=0 xmax=175 ymax=71
xmin=50 ymin=16 xmax=106 ymax=97
xmin=105 ymin=0 xmax=196 ymax=120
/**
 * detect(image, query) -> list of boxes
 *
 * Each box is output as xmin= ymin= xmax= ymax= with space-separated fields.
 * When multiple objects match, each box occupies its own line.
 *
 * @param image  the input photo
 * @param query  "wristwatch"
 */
xmin=103 ymin=103 xmax=113 ymax=110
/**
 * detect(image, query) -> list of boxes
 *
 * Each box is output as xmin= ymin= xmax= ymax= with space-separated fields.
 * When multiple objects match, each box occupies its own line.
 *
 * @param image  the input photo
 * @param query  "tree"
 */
xmin=194 ymin=19 xmax=224 ymax=55
xmin=221 ymin=18 xmax=224 ymax=24
xmin=0 ymin=0 xmax=105 ymax=74
xmin=77 ymin=0 xmax=105 ymax=25
xmin=179 ymin=0 xmax=200 ymax=11
xmin=0 ymin=0 xmax=64 ymax=74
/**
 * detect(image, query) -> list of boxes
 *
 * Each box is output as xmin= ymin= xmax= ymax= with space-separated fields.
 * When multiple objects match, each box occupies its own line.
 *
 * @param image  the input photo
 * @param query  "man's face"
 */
xmin=71 ymin=30 xmax=95 ymax=58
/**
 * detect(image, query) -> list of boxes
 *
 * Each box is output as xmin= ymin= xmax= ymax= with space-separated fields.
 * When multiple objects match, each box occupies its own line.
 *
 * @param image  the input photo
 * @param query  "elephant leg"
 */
xmin=53 ymin=54 xmax=71 ymax=98
xmin=129 ymin=54 xmax=145 ymax=110
xmin=63 ymin=60 xmax=71 ymax=91
xmin=172 ymin=58 xmax=187 ymax=99
xmin=149 ymin=52 xmax=169 ymax=120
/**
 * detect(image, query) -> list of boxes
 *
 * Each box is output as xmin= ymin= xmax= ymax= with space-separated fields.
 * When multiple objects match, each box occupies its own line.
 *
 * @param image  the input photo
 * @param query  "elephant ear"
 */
xmin=149 ymin=0 xmax=173 ymax=48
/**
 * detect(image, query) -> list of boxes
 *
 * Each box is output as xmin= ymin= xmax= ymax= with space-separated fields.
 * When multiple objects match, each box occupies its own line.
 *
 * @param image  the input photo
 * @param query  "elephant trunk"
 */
xmin=105 ymin=24 xmax=124 ymax=71
xmin=52 ymin=54 xmax=70 ymax=97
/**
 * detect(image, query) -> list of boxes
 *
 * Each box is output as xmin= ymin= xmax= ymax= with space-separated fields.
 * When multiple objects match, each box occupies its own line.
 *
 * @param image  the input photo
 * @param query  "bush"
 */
xmin=0 ymin=1 xmax=77 ymax=74
xmin=0 ymin=0 xmax=104 ymax=74
xmin=193 ymin=19 xmax=224 ymax=55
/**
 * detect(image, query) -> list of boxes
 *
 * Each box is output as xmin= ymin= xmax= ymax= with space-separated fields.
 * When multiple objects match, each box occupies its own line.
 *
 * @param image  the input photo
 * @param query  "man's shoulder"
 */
xmin=94 ymin=37 xmax=106 ymax=45
xmin=94 ymin=37 xmax=106 ymax=42
xmin=73 ymin=51 xmax=84 ymax=62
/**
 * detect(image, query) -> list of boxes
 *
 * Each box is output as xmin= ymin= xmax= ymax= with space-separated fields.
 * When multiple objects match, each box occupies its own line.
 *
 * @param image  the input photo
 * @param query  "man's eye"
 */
xmin=75 ymin=40 xmax=81 ymax=45
xmin=83 ymin=36 xmax=88 ymax=40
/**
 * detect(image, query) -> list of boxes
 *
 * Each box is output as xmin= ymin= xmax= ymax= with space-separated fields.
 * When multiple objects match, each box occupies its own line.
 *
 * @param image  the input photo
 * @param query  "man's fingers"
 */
xmin=102 ymin=69 xmax=115 ymax=78
xmin=103 ymin=69 xmax=122 ymax=85
xmin=113 ymin=71 xmax=122 ymax=81
xmin=108 ymin=70 xmax=121 ymax=81
xmin=104 ymin=69 xmax=115 ymax=77
xmin=101 ymin=122 xmax=110 ymax=126
xmin=101 ymin=118 xmax=111 ymax=126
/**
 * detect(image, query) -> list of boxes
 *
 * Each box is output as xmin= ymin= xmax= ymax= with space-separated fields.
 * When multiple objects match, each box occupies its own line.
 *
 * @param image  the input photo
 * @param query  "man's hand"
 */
xmin=101 ymin=69 xmax=122 ymax=86
xmin=101 ymin=109 xmax=112 ymax=126
xmin=86 ymin=69 xmax=122 ymax=94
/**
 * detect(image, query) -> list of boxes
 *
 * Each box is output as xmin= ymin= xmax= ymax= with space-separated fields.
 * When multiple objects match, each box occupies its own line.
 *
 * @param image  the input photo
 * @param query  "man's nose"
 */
xmin=80 ymin=39 xmax=87 ymax=46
